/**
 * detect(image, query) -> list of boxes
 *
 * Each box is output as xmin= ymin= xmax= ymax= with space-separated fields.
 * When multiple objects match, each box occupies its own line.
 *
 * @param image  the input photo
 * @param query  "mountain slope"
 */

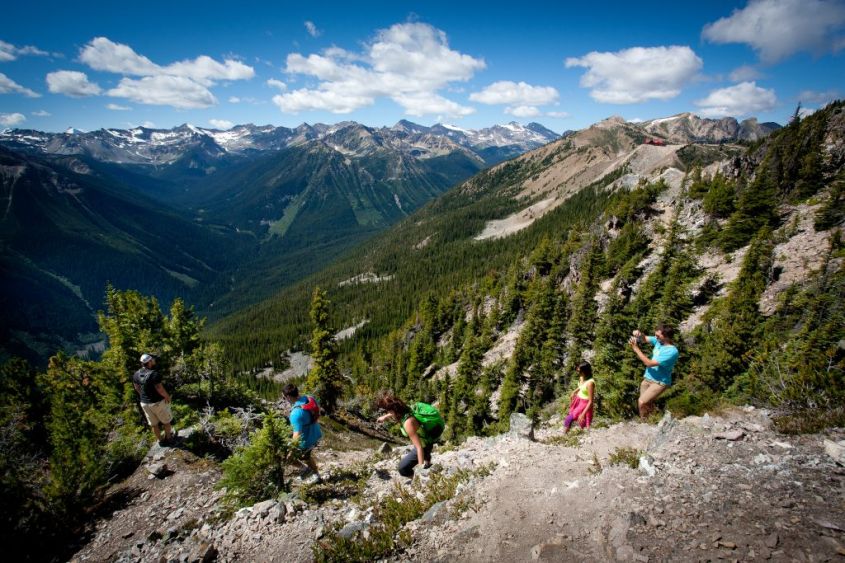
xmin=0 ymin=146 xmax=248 ymax=363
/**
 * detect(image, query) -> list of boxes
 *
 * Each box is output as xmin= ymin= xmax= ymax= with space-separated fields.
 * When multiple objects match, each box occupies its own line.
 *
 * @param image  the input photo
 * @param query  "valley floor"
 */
xmin=71 ymin=407 xmax=845 ymax=563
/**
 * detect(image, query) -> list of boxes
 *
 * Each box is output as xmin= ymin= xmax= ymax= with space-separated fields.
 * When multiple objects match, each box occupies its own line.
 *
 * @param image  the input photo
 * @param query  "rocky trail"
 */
xmin=71 ymin=407 xmax=845 ymax=562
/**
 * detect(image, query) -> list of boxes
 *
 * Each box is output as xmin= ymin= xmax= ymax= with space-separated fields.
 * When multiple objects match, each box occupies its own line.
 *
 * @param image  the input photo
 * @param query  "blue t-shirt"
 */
xmin=290 ymin=397 xmax=322 ymax=450
xmin=643 ymin=336 xmax=679 ymax=386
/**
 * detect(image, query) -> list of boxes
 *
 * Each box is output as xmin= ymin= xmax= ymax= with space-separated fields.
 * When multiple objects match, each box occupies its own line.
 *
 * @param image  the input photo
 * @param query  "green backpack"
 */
xmin=406 ymin=402 xmax=445 ymax=445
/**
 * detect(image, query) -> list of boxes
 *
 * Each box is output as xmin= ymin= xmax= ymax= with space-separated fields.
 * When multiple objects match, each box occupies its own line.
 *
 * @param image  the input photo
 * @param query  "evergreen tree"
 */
xmin=306 ymin=288 xmax=344 ymax=414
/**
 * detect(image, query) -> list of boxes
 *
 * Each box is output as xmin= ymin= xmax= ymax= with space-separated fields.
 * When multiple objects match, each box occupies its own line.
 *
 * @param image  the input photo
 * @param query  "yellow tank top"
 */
xmin=577 ymin=379 xmax=594 ymax=400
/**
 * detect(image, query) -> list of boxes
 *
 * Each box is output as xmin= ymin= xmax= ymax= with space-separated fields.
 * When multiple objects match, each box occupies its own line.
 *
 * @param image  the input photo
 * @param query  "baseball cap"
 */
xmin=139 ymin=353 xmax=154 ymax=364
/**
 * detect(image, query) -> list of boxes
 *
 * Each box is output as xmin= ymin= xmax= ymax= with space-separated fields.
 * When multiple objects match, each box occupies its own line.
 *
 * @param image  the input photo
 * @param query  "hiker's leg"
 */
xmin=163 ymin=422 xmax=173 ymax=440
xmin=151 ymin=423 xmax=162 ymax=441
xmin=582 ymin=405 xmax=593 ymax=429
xmin=422 ymin=445 xmax=433 ymax=465
xmin=398 ymin=449 xmax=418 ymax=477
xmin=563 ymin=413 xmax=575 ymax=431
xmin=638 ymin=380 xmax=666 ymax=419
xmin=304 ymin=450 xmax=320 ymax=475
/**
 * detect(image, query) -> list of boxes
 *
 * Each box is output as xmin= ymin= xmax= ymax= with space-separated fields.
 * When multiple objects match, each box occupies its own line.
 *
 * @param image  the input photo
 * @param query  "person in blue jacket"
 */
xmin=629 ymin=323 xmax=679 ymax=419
xmin=283 ymin=383 xmax=323 ymax=484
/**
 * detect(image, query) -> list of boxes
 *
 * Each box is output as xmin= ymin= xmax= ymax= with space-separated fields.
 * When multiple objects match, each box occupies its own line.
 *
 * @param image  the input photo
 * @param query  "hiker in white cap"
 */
xmin=132 ymin=354 xmax=174 ymax=446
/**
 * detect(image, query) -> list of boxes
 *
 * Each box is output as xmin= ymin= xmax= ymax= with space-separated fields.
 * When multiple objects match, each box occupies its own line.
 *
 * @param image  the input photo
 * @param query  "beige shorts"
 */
xmin=639 ymin=378 xmax=668 ymax=404
xmin=140 ymin=400 xmax=173 ymax=426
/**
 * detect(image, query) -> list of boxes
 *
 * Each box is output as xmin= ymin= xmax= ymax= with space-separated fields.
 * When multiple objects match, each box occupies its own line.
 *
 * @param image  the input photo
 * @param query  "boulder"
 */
xmin=146 ymin=463 xmax=169 ymax=478
xmin=268 ymin=503 xmax=286 ymax=524
xmin=638 ymin=455 xmax=657 ymax=477
xmin=824 ymin=439 xmax=845 ymax=465
xmin=252 ymin=500 xmax=277 ymax=518
xmin=508 ymin=413 xmax=535 ymax=441
xmin=338 ymin=521 xmax=369 ymax=539
xmin=377 ymin=442 xmax=392 ymax=454
xmin=421 ymin=500 xmax=448 ymax=523
xmin=713 ymin=430 xmax=745 ymax=441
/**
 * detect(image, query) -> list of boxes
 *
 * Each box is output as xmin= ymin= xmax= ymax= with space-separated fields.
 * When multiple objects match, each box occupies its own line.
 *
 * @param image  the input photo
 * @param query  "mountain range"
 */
xmin=0 ymin=113 xmax=783 ymax=365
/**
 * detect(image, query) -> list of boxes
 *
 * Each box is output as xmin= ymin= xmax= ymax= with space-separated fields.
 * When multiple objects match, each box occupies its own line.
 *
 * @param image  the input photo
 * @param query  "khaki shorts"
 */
xmin=639 ymin=378 xmax=668 ymax=404
xmin=140 ymin=400 xmax=173 ymax=426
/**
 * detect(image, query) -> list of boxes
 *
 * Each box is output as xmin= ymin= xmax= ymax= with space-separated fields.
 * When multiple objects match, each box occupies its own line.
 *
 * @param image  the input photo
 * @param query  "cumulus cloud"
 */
xmin=798 ymin=107 xmax=817 ymax=118
xmin=106 ymin=103 xmax=130 ymax=110
xmin=546 ymin=111 xmax=571 ymax=119
xmin=266 ymin=78 xmax=287 ymax=91
xmin=0 ymin=112 xmax=25 ymax=127
xmin=275 ymin=22 xmax=485 ymax=117
xmin=470 ymin=80 xmax=559 ymax=105
xmin=505 ymin=105 xmax=541 ymax=118
xmin=566 ymin=46 xmax=702 ymax=104
xmin=77 ymin=37 xmax=254 ymax=108
xmin=46 ymin=70 xmax=102 ymax=97
xmin=694 ymin=81 xmax=777 ymax=117
xmin=703 ymin=0 xmax=845 ymax=63
xmin=209 ymin=118 xmax=234 ymax=129
xmin=31 ymin=110 xmax=50 ymax=116
xmin=305 ymin=21 xmax=321 ymax=37
xmin=0 ymin=40 xmax=50 ymax=62
xmin=0 ymin=72 xmax=40 ymax=97
xmin=729 ymin=65 xmax=762 ymax=82
xmin=108 ymin=75 xmax=216 ymax=109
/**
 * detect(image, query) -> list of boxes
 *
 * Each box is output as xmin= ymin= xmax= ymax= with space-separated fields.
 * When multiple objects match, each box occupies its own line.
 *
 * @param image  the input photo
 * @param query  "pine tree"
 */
xmin=305 ymin=288 xmax=344 ymax=414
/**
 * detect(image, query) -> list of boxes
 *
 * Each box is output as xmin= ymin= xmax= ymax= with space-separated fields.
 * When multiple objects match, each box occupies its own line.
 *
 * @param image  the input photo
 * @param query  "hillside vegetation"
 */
xmin=1 ymin=103 xmax=842 ymax=561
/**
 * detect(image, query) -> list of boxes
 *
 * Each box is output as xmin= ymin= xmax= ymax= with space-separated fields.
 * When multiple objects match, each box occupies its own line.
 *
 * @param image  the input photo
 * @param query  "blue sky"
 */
xmin=1 ymin=0 xmax=843 ymax=132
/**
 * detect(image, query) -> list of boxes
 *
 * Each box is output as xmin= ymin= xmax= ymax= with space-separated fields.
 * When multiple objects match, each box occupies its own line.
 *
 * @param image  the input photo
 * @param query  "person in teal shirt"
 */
xmin=629 ymin=323 xmax=679 ymax=419
xmin=283 ymin=383 xmax=323 ymax=483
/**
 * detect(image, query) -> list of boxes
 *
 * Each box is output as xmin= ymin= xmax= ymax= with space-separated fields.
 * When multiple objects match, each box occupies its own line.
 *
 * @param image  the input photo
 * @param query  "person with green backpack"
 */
xmin=376 ymin=390 xmax=445 ymax=477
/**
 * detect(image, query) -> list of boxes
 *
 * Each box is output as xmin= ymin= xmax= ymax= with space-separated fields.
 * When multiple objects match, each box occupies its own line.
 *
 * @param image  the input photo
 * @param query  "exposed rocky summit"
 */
xmin=70 ymin=408 xmax=845 ymax=562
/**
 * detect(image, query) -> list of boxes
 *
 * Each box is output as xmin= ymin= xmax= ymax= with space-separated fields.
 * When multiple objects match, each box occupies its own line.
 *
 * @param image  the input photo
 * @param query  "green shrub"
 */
xmin=218 ymin=411 xmax=294 ymax=509
xmin=608 ymin=447 xmax=642 ymax=469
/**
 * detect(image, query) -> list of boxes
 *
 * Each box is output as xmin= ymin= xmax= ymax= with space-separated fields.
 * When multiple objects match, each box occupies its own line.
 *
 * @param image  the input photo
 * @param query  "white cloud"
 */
xmin=77 ymin=37 xmax=254 ymax=108
xmin=505 ymin=105 xmax=541 ymax=118
xmin=0 ymin=72 xmax=40 ymax=97
xmin=229 ymin=96 xmax=241 ymax=103
xmin=305 ymin=21 xmax=321 ymax=38
xmin=80 ymin=37 xmax=159 ymax=75
xmin=694 ymin=81 xmax=778 ymax=117
xmin=0 ymin=40 xmax=50 ymax=62
xmin=469 ymin=81 xmax=559 ymax=105
xmin=31 ymin=110 xmax=50 ymax=116
xmin=275 ymin=22 xmax=484 ymax=117
xmin=266 ymin=78 xmax=287 ymax=91
xmin=0 ymin=112 xmax=25 ymax=127
xmin=798 ymin=107 xmax=817 ymax=118
xmin=797 ymin=89 xmax=839 ymax=104
xmin=729 ymin=65 xmax=762 ymax=82
xmin=108 ymin=75 xmax=216 ymax=109
xmin=142 ymin=121 xmax=156 ymax=128
xmin=209 ymin=119 xmax=234 ymax=129
xmin=46 ymin=70 xmax=101 ymax=97
xmin=546 ymin=111 xmax=571 ymax=119
xmin=106 ymin=103 xmax=131 ymax=110
xmin=703 ymin=0 xmax=845 ymax=63
xmin=566 ymin=46 xmax=702 ymax=104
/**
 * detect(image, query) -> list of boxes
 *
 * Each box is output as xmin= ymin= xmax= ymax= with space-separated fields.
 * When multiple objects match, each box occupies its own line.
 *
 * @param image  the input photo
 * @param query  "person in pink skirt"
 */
xmin=564 ymin=362 xmax=594 ymax=432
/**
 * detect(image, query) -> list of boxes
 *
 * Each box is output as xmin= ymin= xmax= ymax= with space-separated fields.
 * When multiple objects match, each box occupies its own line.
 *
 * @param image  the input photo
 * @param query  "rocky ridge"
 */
xmin=70 ymin=408 xmax=845 ymax=562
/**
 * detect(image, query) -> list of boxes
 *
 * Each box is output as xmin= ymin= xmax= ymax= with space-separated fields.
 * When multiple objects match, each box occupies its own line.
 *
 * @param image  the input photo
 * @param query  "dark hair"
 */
xmin=282 ymin=383 xmax=299 ymax=398
xmin=656 ymin=323 xmax=675 ymax=341
xmin=375 ymin=389 xmax=409 ymax=418
xmin=577 ymin=361 xmax=593 ymax=378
